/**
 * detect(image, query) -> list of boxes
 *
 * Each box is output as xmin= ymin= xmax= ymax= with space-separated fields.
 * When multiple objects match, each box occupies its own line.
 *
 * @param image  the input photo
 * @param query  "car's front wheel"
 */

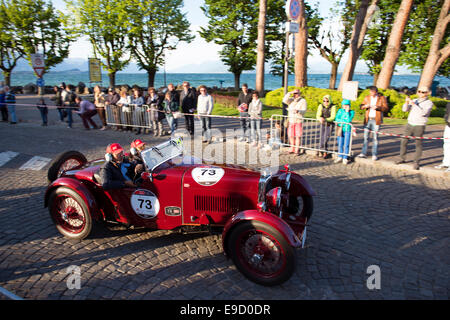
xmin=48 ymin=187 xmax=92 ymax=241
xmin=227 ymin=220 xmax=295 ymax=286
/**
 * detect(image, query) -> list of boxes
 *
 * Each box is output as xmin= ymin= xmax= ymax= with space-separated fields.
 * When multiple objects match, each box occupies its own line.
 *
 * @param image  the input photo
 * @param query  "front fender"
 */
xmin=222 ymin=210 xmax=302 ymax=257
xmin=44 ymin=177 xmax=99 ymax=220
xmin=290 ymin=173 xmax=316 ymax=197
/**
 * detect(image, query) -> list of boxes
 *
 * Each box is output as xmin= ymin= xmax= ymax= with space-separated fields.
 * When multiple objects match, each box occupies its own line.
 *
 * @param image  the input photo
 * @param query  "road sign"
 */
xmin=286 ymin=0 xmax=301 ymax=21
xmin=286 ymin=21 xmax=299 ymax=33
xmin=88 ymin=58 xmax=102 ymax=83
xmin=36 ymin=78 xmax=45 ymax=87
xmin=31 ymin=53 xmax=45 ymax=78
xmin=342 ymin=81 xmax=359 ymax=101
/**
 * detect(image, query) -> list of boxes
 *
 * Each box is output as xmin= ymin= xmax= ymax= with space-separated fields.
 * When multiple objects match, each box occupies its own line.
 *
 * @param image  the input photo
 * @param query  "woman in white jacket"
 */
xmin=197 ymin=85 xmax=214 ymax=143
xmin=282 ymin=89 xmax=307 ymax=154
xmin=248 ymin=92 xmax=263 ymax=147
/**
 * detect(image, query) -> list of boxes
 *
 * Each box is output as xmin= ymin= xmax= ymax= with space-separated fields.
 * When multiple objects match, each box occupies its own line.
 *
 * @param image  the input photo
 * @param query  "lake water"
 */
xmin=2 ymin=71 xmax=449 ymax=92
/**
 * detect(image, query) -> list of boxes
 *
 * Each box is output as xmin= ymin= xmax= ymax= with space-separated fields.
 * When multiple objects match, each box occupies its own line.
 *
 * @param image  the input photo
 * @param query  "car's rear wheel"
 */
xmin=227 ymin=220 xmax=295 ymax=286
xmin=47 ymin=151 xmax=87 ymax=183
xmin=48 ymin=187 xmax=92 ymax=241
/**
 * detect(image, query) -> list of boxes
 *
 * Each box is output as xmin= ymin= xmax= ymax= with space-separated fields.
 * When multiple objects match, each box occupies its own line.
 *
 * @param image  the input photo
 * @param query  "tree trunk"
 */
xmin=329 ymin=63 xmax=339 ymax=90
xmin=376 ymin=0 xmax=413 ymax=90
xmin=373 ymin=72 xmax=380 ymax=86
xmin=2 ymin=71 xmax=11 ymax=87
xmin=295 ymin=0 xmax=308 ymax=87
xmin=234 ymin=72 xmax=241 ymax=90
xmin=255 ymin=0 xmax=267 ymax=96
xmin=108 ymin=72 xmax=116 ymax=88
xmin=418 ymin=0 xmax=450 ymax=89
xmin=147 ymin=69 xmax=157 ymax=88
xmin=338 ymin=0 xmax=379 ymax=91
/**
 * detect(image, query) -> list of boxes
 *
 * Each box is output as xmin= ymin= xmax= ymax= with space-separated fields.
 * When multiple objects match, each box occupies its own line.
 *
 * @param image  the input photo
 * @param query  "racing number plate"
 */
xmin=130 ymin=189 xmax=160 ymax=219
xmin=191 ymin=167 xmax=225 ymax=186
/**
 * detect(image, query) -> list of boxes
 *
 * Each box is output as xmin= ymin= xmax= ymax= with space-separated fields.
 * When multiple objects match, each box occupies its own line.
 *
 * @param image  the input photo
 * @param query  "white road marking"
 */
xmin=19 ymin=156 xmax=51 ymax=171
xmin=0 ymin=151 xmax=19 ymax=167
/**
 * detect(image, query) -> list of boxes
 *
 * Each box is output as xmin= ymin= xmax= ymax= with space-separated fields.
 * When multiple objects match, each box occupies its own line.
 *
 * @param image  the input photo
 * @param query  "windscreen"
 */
xmin=141 ymin=138 xmax=184 ymax=171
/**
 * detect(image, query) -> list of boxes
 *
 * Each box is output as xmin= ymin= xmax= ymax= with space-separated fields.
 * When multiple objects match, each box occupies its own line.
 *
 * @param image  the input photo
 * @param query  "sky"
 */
xmin=51 ymin=0 xmax=400 ymax=74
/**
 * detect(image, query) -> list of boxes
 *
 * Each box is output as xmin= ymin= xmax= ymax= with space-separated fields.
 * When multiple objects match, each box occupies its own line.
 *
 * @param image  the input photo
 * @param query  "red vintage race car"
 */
xmin=44 ymin=138 xmax=316 ymax=286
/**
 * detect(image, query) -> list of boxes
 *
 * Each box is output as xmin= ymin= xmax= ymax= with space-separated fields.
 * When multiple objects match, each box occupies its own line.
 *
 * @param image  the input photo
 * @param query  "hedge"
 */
xmin=264 ymin=86 xmax=449 ymax=119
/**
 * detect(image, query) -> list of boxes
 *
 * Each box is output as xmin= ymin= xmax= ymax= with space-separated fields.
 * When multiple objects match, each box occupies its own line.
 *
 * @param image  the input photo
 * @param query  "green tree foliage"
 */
xmin=199 ymin=0 xmax=260 ymax=89
xmin=399 ymin=0 xmax=450 ymax=78
xmin=361 ymin=0 xmax=402 ymax=84
xmin=3 ymin=0 xmax=74 ymax=78
xmin=127 ymin=0 xmax=194 ymax=88
xmin=67 ymin=0 xmax=131 ymax=87
xmin=308 ymin=0 xmax=355 ymax=89
xmin=0 ymin=2 xmax=23 ymax=86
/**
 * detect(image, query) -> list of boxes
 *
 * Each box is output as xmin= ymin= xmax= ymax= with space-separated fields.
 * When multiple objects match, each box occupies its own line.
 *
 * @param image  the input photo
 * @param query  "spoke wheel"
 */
xmin=49 ymin=187 xmax=92 ymax=240
xmin=227 ymin=221 xmax=295 ymax=286
xmin=48 ymin=151 xmax=87 ymax=182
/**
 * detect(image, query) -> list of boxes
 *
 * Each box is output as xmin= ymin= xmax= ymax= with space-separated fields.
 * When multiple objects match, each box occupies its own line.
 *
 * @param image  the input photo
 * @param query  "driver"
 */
xmin=100 ymin=143 xmax=137 ymax=190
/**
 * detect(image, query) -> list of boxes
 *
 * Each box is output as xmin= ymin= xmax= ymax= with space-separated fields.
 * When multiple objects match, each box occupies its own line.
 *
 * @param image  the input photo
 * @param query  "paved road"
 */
xmin=0 ymin=97 xmax=449 ymax=300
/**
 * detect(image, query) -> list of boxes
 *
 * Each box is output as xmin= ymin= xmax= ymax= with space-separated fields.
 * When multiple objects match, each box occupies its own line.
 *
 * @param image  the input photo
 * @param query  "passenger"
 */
xmin=130 ymin=139 xmax=146 ymax=165
xmin=100 ymin=143 xmax=137 ymax=190
xmin=130 ymin=139 xmax=146 ymax=177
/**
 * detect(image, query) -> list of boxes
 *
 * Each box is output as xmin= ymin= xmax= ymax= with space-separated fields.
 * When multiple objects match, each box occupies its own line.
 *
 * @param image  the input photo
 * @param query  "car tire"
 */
xmin=48 ymin=187 xmax=92 ymax=241
xmin=227 ymin=220 xmax=295 ymax=286
xmin=290 ymin=195 xmax=314 ymax=220
xmin=47 ymin=151 xmax=87 ymax=183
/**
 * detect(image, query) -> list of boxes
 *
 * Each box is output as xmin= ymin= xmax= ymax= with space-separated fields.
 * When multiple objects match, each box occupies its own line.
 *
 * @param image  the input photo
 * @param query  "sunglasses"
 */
xmin=323 ymin=100 xmax=329 ymax=102
xmin=418 ymin=91 xmax=428 ymax=94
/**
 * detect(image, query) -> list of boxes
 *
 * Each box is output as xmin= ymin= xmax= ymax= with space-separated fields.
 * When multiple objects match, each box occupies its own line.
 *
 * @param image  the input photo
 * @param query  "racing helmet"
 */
xmin=130 ymin=139 xmax=146 ymax=156
xmin=105 ymin=143 xmax=124 ymax=162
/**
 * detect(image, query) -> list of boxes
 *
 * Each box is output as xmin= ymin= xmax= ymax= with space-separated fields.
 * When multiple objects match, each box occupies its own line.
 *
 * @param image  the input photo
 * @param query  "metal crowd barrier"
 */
xmin=105 ymin=104 xmax=159 ymax=129
xmin=270 ymin=115 xmax=355 ymax=158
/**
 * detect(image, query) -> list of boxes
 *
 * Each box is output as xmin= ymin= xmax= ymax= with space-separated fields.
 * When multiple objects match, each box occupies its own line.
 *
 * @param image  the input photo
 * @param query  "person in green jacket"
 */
xmin=334 ymin=99 xmax=355 ymax=164
xmin=316 ymin=94 xmax=337 ymax=159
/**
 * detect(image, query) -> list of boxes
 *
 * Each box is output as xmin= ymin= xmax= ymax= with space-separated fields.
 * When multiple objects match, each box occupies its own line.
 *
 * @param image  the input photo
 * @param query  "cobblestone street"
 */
xmin=0 ymin=113 xmax=449 ymax=300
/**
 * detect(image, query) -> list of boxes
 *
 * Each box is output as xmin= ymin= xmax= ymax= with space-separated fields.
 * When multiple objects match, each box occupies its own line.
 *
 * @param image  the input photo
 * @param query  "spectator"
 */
xmin=334 ymin=99 xmax=355 ymax=165
xmin=131 ymin=88 xmax=145 ymax=135
xmin=237 ymin=83 xmax=253 ymax=142
xmin=36 ymin=97 xmax=48 ymax=126
xmin=358 ymin=86 xmax=389 ymax=161
xmin=4 ymin=86 xmax=16 ymax=124
xmin=75 ymin=97 xmax=98 ymax=130
xmin=282 ymin=89 xmax=307 ymax=154
xmin=267 ymin=120 xmax=282 ymax=150
xmin=50 ymin=85 xmax=65 ymax=122
xmin=105 ymin=88 xmax=121 ymax=131
xmin=94 ymin=85 xmax=108 ymax=130
xmin=248 ymin=91 xmax=263 ymax=147
xmin=395 ymin=86 xmax=434 ymax=170
xmin=167 ymin=83 xmax=180 ymax=131
xmin=197 ymin=85 xmax=214 ymax=143
xmin=316 ymin=94 xmax=337 ymax=159
xmin=63 ymin=84 xmax=77 ymax=128
xmin=434 ymin=102 xmax=450 ymax=172
xmin=0 ymin=88 xmax=7 ymax=122
xmin=146 ymin=87 xmax=164 ymax=136
xmin=163 ymin=91 xmax=179 ymax=134
xmin=180 ymin=81 xmax=197 ymax=136
xmin=118 ymin=90 xmax=132 ymax=132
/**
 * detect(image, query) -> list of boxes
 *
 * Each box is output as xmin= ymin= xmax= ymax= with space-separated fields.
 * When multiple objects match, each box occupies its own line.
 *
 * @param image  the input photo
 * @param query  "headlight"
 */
xmin=266 ymin=187 xmax=282 ymax=208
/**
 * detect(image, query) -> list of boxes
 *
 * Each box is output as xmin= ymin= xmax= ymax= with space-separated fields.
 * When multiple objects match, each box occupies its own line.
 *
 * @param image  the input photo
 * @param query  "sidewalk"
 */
xmin=4 ymin=94 xmax=450 ymax=177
